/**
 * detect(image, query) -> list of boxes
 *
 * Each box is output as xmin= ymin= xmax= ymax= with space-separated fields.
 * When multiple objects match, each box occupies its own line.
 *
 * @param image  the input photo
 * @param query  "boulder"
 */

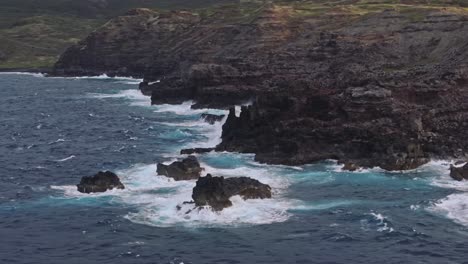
xmin=192 ymin=174 xmax=272 ymax=211
xmin=157 ymin=156 xmax=203 ymax=181
xmin=77 ymin=171 xmax=125 ymax=193
xmin=450 ymin=164 xmax=468 ymax=181
xmin=180 ymin=147 xmax=214 ymax=155
xmin=341 ymin=161 xmax=360 ymax=172
xmin=200 ymin=113 xmax=225 ymax=124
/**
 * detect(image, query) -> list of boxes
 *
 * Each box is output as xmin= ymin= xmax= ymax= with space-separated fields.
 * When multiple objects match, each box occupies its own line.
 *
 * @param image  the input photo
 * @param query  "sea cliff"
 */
xmin=53 ymin=1 xmax=468 ymax=169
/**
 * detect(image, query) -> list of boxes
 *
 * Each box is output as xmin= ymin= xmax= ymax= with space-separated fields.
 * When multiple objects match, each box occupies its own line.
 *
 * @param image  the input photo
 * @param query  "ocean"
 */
xmin=0 ymin=72 xmax=467 ymax=264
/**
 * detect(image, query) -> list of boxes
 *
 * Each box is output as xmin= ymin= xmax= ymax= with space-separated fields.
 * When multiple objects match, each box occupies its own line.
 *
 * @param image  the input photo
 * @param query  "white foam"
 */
xmin=50 ymin=185 xmax=124 ymax=197
xmin=0 ymin=72 xmax=144 ymax=83
xmin=153 ymin=101 xmax=226 ymax=116
xmin=0 ymin=72 xmax=45 ymax=78
xmin=154 ymin=106 xmax=228 ymax=148
xmin=371 ymin=213 xmax=394 ymax=232
xmin=54 ymin=155 xmax=76 ymax=162
xmin=125 ymin=194 xmax=291 ymax=228
xmin=360 ymin=212 xmax=394 ymax=232
xmin=88 ymin=89 xmax=151 ymax=106
xmin=191 ymin=115 xmax=227 ymax=148
xmin=425 ymin=160 xmax=468 ymax=192
xmin=328 ymin=159 xmax=455 ymax=175
xmin=52 ymin=163 xmax=292 ymax=227
xmin=48 ymin=139 xmax=67 ymax=145
xmin=426 ymin=159 xmax=468 ymax=227
xmin=52 ymin=74 xmax=143 ymax=82
xmin=325 ymin=159 xmax=376 ymax=173
xmin=431 ymin=193 xmax=468 ymax=226
xmin=115 ymin=81 xmax=141 ymax=85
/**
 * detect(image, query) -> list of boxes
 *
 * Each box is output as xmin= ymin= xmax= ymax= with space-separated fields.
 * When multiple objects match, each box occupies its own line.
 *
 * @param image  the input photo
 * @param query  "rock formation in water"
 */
xmin=54 ymin=3 xmax=468 ymax=170
xmin=180 ymin=147 xmax=214 ymax=155
xmin=200 ymin=113 xmax=225 ymax=125
xmin=157 ymin=155 xmax=203 ymax=181
xmin=77 ymin=171 xmax=125 ymax=193
xmin=449 ymin=164 xmax=468 ymax=181
xmin=340 ymin=161 xmax=360 ymax=172
xmin=192 ymin=174 xmax=272 ymax=211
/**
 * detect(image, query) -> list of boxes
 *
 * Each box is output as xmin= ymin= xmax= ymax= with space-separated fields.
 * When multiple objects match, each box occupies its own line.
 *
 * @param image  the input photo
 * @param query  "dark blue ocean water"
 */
xmin=1 ymin=73 xmax=467 ymax=264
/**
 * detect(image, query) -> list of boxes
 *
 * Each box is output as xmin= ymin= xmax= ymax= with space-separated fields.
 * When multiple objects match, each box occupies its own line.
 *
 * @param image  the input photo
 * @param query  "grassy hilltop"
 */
xmin=0 ymin=0 xmax=467 ymax=70
xmin=0 ymin=0 xmax=236 ymax=70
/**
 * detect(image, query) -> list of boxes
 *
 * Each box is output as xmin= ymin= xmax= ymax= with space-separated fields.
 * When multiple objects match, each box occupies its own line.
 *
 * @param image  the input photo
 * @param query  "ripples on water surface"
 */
xmin=0 ymin=72 xmax=467 ymax=264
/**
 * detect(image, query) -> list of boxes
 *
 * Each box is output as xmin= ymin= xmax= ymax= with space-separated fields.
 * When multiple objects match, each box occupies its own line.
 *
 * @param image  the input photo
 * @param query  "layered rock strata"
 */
xmin=55 ymin=5 xmax=468 ymax=169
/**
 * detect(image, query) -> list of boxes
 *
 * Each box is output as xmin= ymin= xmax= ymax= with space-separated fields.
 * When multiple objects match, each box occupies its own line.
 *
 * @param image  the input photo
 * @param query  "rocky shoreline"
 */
xmin=53 ymin=3 xmax=468 ymax=171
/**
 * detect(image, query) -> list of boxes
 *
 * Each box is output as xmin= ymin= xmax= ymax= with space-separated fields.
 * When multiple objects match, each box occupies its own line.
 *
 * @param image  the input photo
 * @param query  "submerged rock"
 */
xmin=450 ymin=164 xmax=468 ymax=181
xmin=157 ymin=156 xmax=203 ymax=181
xmin=200 ymin=113 xmax=225 ymax=125
xmin=77 ymin=171 xmax=125 ymax=193
xmin=180 ymin=147 xmax=214 ymax=155
xmin=192 ymin=174 xmax=272 ymax=211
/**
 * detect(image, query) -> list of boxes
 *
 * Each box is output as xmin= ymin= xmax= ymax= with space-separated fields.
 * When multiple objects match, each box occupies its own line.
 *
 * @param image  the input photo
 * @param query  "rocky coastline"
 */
xmin=53 ymin=3 xmax=468 ymax=171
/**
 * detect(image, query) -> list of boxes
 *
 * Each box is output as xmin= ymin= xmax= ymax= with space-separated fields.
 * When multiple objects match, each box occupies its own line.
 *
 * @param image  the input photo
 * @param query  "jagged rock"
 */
xmin=200 ymin=113 xmax=225 ymax=125
xmin=77 ymin=171 xmax=125 ymax=193
xmin=379 ymin=157 xmax=430 ymax=171
xmin=180 ymin=148 xmax=214 ymax=155
xmin=157 ymin=156 xmax=203 ymax=181
xmin=192 ymin=174 xmax=272 ymax=211
xmin=450 ymin=164 xmax=468 ymax=181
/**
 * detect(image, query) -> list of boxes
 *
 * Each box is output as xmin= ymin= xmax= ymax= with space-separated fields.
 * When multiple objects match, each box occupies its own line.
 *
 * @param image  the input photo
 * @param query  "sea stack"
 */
xmin=192 ymin=174 xmax=272 ymax=211
xmin=77 ymin=171 xmax=125 ymax=193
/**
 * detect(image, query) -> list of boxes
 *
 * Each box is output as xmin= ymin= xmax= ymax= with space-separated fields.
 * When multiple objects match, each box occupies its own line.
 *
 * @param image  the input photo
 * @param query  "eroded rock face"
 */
xmin=77 ymin=171 xmax=125 ymax=193
xmin=55 ymin=7 xmax=468 ymax=170
xmin=157 ymin=156 xmax=203 ymax=181
xmin=450 ymin=164 xmax=468 ymax=181
xmin=200 ymin=113 xmax=225 ymax=125
xmin=192 ymin=174 xmax=272 ymax=211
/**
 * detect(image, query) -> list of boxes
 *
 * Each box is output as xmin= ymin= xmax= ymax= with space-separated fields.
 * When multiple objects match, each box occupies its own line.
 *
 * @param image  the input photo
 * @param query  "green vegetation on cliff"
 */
xmin=0 ymin=0 xmax=467 ymax=70
xmin=0 ymin=0 xmax=236 ymax=70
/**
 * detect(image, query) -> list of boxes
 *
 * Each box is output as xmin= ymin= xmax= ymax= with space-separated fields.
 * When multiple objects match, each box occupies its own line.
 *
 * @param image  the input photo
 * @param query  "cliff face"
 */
xmin=54 ymin=3 xmax=468 ymax=169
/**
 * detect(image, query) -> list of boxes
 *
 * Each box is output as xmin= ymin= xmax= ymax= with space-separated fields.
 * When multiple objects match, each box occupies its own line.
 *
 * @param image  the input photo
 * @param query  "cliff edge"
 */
xmin=54 ymin=1 xmax=468 ymax=169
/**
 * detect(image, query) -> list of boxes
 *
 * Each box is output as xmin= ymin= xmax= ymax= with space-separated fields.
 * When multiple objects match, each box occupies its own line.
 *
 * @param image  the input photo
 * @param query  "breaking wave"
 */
xmin=88 ymin=89 xmax=151 ymax=106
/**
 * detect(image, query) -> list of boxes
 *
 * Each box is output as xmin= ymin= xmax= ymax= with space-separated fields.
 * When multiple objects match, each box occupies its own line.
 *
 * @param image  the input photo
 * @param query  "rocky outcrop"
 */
xmin=200 ymin=113 xmax=225 ymax=125
xmin=192 ymin=174 xmax=272 ymax=211
xmin=450 ymin=164 xmax=468 ymax=181
xmin=180 ymin=147 xmax=214 ymax=155
xmin=55 ymin=4 xmax=468 ymax=170
xmin=157 ymin=156 xmax=203 ymax=181
xmin=77 ymin=171 xmax=125 ymax=193
xmin=341 ymin=161 xmax=360 ymax=172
